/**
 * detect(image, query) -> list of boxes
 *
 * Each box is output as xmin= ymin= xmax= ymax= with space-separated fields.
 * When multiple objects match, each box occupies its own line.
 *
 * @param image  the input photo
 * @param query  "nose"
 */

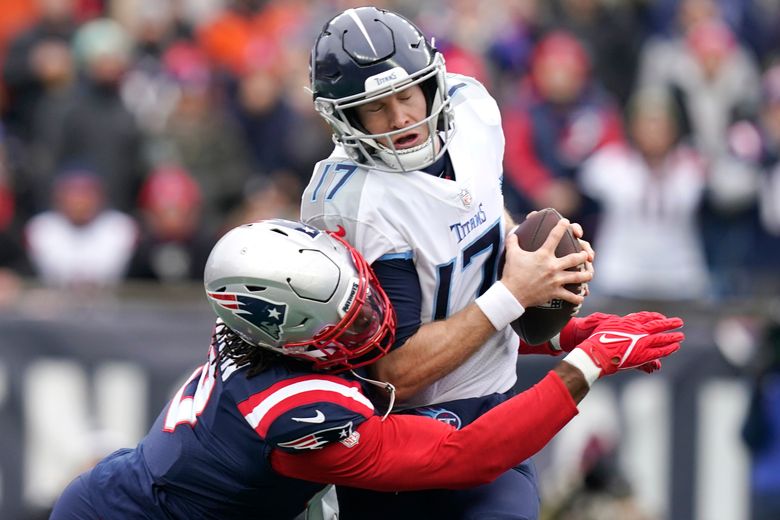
xmin=387 ymin=99 xmax=411 ymax=130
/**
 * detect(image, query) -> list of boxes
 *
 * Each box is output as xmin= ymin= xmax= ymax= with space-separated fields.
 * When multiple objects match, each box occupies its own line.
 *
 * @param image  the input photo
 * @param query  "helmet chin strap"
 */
xmin=349 ymin=370 xmax=396 ymax=420
xmin=376 ymin=138 xmax=437 ymax=172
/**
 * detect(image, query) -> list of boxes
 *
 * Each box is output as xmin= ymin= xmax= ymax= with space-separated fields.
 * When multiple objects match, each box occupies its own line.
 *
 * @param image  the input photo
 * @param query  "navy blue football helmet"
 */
xmin=310 ymin=7 xmax=454 ymax=172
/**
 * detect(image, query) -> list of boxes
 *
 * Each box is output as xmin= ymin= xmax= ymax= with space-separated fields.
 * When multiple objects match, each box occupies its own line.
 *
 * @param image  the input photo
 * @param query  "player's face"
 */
xmin=355 ymin=85 xmax=429 ymax=150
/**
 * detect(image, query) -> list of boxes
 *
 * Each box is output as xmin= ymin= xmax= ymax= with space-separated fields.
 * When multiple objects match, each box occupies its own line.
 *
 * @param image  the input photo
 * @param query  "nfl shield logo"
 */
xmin=458 ymin=188 xmax=473 ymax=208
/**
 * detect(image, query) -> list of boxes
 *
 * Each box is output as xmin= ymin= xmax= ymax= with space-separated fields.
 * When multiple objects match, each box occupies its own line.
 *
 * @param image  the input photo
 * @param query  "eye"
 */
xmin=366 ymin=104 xmax=384 ymax=113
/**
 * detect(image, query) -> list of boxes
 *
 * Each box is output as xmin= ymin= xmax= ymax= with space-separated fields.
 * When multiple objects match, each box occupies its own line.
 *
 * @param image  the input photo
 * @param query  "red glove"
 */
xmin=557 ymin=313 xmax=618 ymax=352
xmin=557 ymin=311 xmax=668 ymax=352
xmin=556 ymin=312 xmax=669 ymax=373
xmin=517 ymin=313 xmax=618 ymax=356
xmin=575 ymin=313 xmax=684 ymax=378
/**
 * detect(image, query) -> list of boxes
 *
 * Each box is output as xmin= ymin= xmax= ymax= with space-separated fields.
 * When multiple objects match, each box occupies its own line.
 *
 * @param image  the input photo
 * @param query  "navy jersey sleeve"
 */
xmin=371 ymin=257 xmax=422 ymax=349
xmin=236 ymin=374 xmax=376 ymax=453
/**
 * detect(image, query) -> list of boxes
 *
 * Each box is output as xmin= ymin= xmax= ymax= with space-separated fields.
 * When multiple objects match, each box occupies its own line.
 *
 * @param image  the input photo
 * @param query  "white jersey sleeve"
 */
xmin=301 ymin=74 xmax=518 ymax=407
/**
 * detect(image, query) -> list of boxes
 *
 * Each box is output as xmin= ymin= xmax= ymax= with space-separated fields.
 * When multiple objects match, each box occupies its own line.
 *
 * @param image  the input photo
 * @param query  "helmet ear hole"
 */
xmin=420 ymin=76 xmax=437 ymax=115
xmin=344 ymin=107 xmax=368 ymax=134
xmin=245 ymin=286 xmax=266 ymax=293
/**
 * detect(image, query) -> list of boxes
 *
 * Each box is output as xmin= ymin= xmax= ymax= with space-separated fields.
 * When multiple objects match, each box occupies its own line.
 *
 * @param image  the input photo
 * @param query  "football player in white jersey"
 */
xmin=304 ymin=6 xmax=592 ymax=407
xmin=301 ymin=7 xmax=663 ymax=519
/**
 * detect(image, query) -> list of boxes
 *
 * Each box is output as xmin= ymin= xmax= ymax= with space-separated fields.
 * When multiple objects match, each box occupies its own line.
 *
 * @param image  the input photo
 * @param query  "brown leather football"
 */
xmin=500 ymin=208 xmax=584 ymax=345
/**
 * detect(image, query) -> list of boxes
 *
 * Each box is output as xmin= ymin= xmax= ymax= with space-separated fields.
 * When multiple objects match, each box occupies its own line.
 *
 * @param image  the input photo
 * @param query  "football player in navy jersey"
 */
xmin=301 ymin=6 xmax=680 ymax=519
xmin=50 ymin=219 xmax=683 ymax=519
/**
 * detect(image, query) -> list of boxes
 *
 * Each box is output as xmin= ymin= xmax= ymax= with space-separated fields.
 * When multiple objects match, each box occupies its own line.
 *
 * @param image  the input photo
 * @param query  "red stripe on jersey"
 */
xmin=255 ymin=390 xmax=373 ymax=437
xmin=238 ymin=374 xmax=364 ymax=412
xmin=238 ymin=375 xmax=374 ymax=437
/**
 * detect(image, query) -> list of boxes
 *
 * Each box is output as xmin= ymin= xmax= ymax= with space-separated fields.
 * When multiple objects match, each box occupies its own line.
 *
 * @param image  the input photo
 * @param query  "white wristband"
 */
xmin=475 ymin=281 xmax=525 ymax=331
xmin=563 ymin=348 xmax=601 ymax=387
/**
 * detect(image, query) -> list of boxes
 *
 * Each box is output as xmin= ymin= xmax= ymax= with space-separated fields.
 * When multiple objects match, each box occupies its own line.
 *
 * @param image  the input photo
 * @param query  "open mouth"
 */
xmin=393 ymin=132 xmax=421 ymax=149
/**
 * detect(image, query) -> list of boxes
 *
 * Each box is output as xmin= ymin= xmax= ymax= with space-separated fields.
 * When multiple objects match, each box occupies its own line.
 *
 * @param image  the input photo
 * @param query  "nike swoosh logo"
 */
xmin=598 ymin=335 xmax=631 ymax=344
xmin=594 ymin=331 xmax=648 ymax=365
xmin=291 ymin=410 xmax=325 ymax=424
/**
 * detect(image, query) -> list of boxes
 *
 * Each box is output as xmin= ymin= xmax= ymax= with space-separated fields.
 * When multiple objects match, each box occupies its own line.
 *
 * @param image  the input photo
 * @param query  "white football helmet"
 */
xmin=204 ymin=219 xmax=395 ymax=372
xmin=310 ymin=7 xmax=455 ymax=173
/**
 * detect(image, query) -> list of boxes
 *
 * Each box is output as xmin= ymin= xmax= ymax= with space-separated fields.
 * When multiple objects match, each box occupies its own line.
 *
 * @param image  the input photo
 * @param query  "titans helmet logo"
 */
xmin=208 ymin=291 xmax=288 ymax=341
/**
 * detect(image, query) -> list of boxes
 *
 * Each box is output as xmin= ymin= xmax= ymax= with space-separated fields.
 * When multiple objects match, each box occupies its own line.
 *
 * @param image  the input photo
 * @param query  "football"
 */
xmin=499 ymin=208 xmax=584 ymax=345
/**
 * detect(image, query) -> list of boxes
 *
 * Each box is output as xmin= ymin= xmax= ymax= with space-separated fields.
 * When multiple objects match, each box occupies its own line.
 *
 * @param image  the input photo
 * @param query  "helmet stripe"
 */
xmin=345 ymin=8 xmax=378 ymax=55
xmin=207 ymin=291 xmax=240 ymax=310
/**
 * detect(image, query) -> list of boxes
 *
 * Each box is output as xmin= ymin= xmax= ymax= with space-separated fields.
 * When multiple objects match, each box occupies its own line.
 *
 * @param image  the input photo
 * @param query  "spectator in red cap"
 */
xmin=637 ymin=13 xmax=763 ymax=297
xmin=127 ymin=165 xmax=214 ymax=283
xmin=502 ymin=30 xmax=625 ymax=237
xmin=638 ymin=16 xmax=760 ymax=157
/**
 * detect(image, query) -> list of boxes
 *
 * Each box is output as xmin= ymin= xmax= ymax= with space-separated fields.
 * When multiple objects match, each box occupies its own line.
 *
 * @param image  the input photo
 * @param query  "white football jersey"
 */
xmin=301 ymin=74 xmax=518 ymax=407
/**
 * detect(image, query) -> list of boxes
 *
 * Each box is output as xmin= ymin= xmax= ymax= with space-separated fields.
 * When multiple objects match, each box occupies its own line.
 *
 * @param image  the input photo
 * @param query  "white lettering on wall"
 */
xmin=22 ymin=360 xmax=147 ymax=508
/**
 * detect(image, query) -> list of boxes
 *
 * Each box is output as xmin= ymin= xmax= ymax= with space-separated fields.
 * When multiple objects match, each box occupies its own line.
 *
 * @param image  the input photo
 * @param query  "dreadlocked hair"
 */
xmin=211 ymin=322 xmax=312 ymax=378
xmin=212 ymin=322 xmax=279 ymax=377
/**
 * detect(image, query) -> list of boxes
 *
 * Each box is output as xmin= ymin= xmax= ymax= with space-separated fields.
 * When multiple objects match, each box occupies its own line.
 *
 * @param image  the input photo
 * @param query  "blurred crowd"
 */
xmin=1 ymin=0 xmax=780 ymax=301
xmin=3 ymin=2 xmax=780 ymax=518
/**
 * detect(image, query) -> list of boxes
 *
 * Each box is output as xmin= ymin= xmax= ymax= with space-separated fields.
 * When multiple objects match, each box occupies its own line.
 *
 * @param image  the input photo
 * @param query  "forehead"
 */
xmin=359 ymin=84 xmax=423 ymax=106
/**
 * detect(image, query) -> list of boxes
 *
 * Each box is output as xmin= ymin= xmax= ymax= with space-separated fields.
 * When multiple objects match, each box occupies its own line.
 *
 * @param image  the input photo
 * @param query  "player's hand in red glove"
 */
xmin=562 ymin=313 xmax=684 ymax=384
xmin=554 ymin=311 xmax=666 ymax=351
xmin=518 ymin=312 xmax=617 ymax=356
xmin=555 ymin=312 xmax=618 ymax=351
xmin=553 ymin=311 xmax=668 ymax=373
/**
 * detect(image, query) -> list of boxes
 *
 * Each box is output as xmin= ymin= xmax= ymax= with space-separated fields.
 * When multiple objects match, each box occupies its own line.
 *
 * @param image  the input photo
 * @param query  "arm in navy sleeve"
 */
xmin=370 ymin=257 xmax=422 ymax=349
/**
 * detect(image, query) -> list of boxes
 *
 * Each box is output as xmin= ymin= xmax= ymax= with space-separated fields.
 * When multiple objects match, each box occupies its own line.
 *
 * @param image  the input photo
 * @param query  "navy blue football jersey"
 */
xmin=80 ymin=331 xmax=376 ymax=519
